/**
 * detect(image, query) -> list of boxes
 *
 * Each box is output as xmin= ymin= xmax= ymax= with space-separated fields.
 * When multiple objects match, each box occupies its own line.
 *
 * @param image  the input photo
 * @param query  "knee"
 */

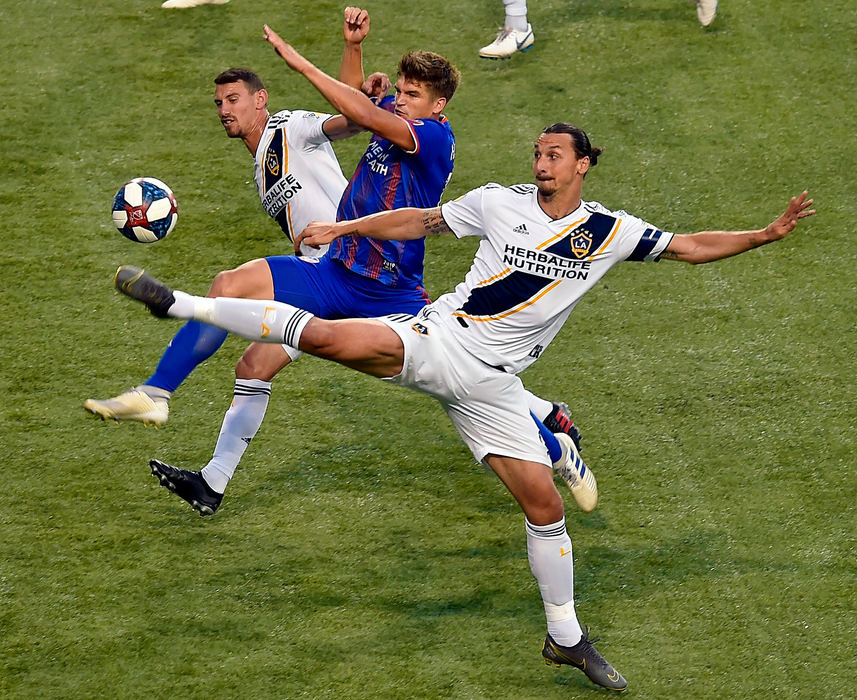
xmin=207 ymin=259 xmax=271 ymax=299
xmin=209 ymin=268 xmax=250 ymax=298
xmin=529 ymin=492 xmax=566 ymax=525
xmin=235 ymin=349 xmax=289 ymax=381
xmin=519 ymin=481 xmax=566 ymax=526
xmin=208 ymin=269 xmax=236 ymax=298
xmin=298 ymin=320 xmax=337 ymax=356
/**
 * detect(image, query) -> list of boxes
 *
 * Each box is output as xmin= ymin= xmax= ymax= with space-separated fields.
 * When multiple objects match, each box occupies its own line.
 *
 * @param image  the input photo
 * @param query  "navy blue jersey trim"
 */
xmin=627 ymin=228 xmax=664 ymax=261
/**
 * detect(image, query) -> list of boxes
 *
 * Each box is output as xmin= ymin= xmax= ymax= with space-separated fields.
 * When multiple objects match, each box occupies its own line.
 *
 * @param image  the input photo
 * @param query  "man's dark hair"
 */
xmin=398 ymin=51 xmax=460 ymax=102
xmin=542 ymin=123 xmax=604 ymax=169
xmin=214 ymin=68 xmax=266 ymax=93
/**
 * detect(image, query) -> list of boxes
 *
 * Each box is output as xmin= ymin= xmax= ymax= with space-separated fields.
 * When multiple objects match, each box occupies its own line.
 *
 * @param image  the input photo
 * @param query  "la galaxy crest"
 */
xmin=570 ymin=227 xmax=594 ymax=259
xmin=265 ymin=149 xmax=280 ymax=177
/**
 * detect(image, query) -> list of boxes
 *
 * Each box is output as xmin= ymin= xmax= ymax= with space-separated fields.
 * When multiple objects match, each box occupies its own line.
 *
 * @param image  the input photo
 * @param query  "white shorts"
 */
xmin=378 ymin=310 xmax=551 ymax=468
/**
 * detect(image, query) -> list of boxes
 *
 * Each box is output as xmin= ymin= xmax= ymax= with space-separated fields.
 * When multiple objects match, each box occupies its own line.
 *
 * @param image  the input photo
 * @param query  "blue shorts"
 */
xmin=265 ymin=254 xmax=430 ymax=319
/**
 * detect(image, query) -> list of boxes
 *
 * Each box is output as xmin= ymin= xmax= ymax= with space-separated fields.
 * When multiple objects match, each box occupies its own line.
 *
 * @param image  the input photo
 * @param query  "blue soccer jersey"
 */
xmin=332 ymin=95 xmax=455 ymax=289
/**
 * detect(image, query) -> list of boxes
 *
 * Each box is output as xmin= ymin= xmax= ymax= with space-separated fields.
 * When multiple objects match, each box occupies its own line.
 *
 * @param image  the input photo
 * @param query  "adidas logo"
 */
xmin=512 ymin=223 xmax=529 ymax=235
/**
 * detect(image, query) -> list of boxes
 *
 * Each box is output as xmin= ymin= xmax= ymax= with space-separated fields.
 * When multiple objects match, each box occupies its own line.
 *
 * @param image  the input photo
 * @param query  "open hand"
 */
xmin=767 ymin=191 xmax=815 ymax=240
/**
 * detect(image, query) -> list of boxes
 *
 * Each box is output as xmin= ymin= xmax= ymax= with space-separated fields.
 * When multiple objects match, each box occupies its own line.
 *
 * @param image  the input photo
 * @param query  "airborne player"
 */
xmin=111 ymin=122 xmax=814 ymax=692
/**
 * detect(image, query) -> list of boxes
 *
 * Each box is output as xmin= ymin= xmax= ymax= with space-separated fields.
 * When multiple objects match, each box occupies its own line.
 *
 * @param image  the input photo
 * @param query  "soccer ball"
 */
xmin=112 ymin=177 xmax=178 ymax=243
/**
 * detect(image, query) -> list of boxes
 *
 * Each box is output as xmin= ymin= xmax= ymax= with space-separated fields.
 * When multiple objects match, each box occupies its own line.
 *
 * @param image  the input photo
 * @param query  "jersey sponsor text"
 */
xmin=262 ymin=174 xmax=303 ymax=214
xmin=502 ymin=244 xmax=591 ymax=280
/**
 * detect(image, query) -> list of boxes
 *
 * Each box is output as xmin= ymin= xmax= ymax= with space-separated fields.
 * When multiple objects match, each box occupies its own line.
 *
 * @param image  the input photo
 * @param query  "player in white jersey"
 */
xmin=109 ymin=121 xmax=814 ymax=691
xmin=253 ymin=107 xmax=348 ymax=257
xmin=429 ymin=184 xmax=671 ymax=374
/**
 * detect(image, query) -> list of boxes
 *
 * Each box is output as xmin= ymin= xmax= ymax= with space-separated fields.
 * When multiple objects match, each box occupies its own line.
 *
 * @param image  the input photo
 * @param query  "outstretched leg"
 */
xmin=115 ymin=266 xmax=406 ymax=378
xmin=84 ymin=259 xmax=277 ymax=425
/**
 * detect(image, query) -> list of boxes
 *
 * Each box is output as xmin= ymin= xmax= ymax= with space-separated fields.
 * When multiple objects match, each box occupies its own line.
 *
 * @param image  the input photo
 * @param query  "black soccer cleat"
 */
xmin=114 ymin=265 xmax=175 ymax=318
xmin=542 ymin=629 xmax=627 ymax=692
xmin=543 ymin=401 xmax=583 ymax=453
xmin=149 ymin=459 xmax=223 ymax=516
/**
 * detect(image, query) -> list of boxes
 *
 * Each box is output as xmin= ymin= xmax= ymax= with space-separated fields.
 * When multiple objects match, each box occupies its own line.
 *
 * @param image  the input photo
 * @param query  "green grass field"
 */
xmin=2 ymin=0 xmax=856 ymax=697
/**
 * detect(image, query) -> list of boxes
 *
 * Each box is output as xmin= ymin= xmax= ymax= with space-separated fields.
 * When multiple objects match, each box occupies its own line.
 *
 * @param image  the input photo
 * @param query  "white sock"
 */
xmin=166 ymin=290 xmax=197 ymax=319
xmin=201 ymin=378 xmax=272 ymax=493
xmin=526 ymin=517 xmax=583 ymax=646
xmin=504 ymin=0 xmax=528 ymax=31
xmin=523 ymin=390 xmax=553 ymax=422
xmin=184 ymin=296 xmax=314 ymax=348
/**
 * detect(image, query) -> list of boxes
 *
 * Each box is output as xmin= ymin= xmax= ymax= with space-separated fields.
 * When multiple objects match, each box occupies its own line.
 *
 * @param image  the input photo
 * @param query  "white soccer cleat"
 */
xmin=552 ymin=433 xmax=598 ymax=512
xmin=478 ymin=24 xmax=535 ymax=60
xmin=696 ymin=0 xmax=718 ymax=26
xmin=83 ymin=389 xmax=169 ymax=427
xmin=161 ymin=0 xmax=229 ymax=8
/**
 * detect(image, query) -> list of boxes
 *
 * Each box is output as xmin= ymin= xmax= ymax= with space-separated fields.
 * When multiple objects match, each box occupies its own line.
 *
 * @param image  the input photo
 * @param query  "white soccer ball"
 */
xmin=112 ymin=177 xmax=178 ymax=243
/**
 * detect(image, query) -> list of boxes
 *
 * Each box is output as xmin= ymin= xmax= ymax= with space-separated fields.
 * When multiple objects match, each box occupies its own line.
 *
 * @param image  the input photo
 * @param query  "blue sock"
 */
xmin=531 ymin=411 xmax=562 ymax=463
xmin=145 ymin=321 xmax=228 ymax=393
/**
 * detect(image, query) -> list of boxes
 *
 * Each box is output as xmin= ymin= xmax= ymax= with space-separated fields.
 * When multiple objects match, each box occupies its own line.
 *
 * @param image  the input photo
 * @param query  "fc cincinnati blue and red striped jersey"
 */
xmin=332 ymin=95 xmax=455 ymax=288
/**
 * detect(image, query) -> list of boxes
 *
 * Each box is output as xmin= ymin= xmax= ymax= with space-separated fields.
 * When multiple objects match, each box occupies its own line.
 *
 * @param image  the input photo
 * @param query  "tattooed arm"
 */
xmin=662 ymin=192 xmax=814 ymax=264
xmin=295 ymin=207 xmax=451 ymax=253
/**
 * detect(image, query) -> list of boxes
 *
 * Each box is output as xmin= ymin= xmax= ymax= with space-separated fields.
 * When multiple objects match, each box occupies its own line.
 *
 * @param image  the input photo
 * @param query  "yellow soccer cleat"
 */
xmin=83 ymin=389 xmax=169 ymax=427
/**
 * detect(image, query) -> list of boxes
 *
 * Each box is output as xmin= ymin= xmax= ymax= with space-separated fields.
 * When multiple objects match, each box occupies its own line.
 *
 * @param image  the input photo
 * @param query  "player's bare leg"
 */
xmin=299 ymin=318 xmax=404 ymax=377
xmin=206 ymin=258 xmax=275 ymax=300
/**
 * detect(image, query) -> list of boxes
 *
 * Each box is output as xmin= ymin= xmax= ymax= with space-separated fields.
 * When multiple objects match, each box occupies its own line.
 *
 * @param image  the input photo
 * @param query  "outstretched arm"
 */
xmin=320 ymin=72 xmax=392 ymax=141
xmin=295 ymin=207 xmax=451 ymax=253
xmin=263 ymin=24 xmax=416 ymax=150
xmin=661 ymin=191 xmax=815 ymax=264
xmin=338 ymin=6 xmax=370 ymax=89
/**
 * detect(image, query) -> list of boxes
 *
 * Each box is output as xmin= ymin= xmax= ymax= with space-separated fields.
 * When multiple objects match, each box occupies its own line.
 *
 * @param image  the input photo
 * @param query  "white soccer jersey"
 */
xmin=254 ymin=109 xmax=348 ymax=256
xmin=435 ymin=183 xmax=674 ymax=374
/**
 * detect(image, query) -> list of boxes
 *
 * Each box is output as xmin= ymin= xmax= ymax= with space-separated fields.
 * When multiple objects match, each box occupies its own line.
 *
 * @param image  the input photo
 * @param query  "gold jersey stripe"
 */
xmin=476 ymin=267 xmax=512 ymax=286
xmin=536 ymin=216 xmax=588 ymax=250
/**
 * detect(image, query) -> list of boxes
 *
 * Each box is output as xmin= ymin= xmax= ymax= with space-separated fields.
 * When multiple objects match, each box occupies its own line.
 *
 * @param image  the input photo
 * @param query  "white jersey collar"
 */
xmin=532 ymin=190 xmax=587 ymax=224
